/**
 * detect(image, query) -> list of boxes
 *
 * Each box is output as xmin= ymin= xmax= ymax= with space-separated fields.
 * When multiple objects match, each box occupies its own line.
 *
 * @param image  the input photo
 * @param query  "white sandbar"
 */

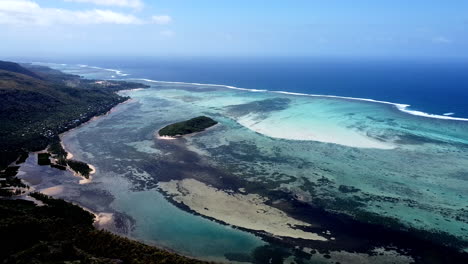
xmin=158 ymin=179 xmax=327 ymax=241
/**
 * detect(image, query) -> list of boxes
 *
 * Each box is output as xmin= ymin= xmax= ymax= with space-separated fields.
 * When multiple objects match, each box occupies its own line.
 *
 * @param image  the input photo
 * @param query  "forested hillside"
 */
xmin=0 ymin=61 xmax=145 ymax=169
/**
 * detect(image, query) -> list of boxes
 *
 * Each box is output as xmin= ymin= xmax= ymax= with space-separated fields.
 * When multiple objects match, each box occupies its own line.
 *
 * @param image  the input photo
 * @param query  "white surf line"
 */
xmin=272 ymin=91 xmax=468 ymax=122
xmin=133 ymin=79 xmax=468 ymax=122
xmin=137 ymin=78 xmax=268 ymax=92
xmin=33 ymin=62 xmax=468 ymax=122
xmin=80 ymin=65 xmax=130 ymax=77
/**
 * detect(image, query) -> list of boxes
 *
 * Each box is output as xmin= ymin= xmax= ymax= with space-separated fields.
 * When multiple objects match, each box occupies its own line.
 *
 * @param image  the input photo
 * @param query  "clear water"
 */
xmin=21 ymin=62 xmax=468 ymax=262
xmin=23 ymin=57 xmax=468 ymax=118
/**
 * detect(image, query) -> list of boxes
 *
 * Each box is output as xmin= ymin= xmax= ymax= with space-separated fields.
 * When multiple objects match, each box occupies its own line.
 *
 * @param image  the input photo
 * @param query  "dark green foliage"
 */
xmin=0 ymin=62 xmax=207 ymax=263
xmin=0 ymin=165 xmax=27 ymax=193
xmin=3 ymin=166 xmax=19 ymax=177
xmin=0 ymin=62 xmax=144 ymax=170
xmin=15 ymin=152 xmax=29 ymax=164
xmin=0 ymin=196 xmax=206 ymax=264
xmin=37 ymin=153 xmax=51 ymax=166
xmin=0 ymin=189 xmax=13 ymax=197
xmin=67 ymin=159 xmax=92 ymax=178
xmin=47 ymin=139 xmax=67 ymax=160
xmin=30 ymin=192 xmax=96 ymax=226
xmin=0 ymin=60 xmax=43 ymax=79
xmin=0 ymin=151 xmax=24 ymax=171
xmin=159 ymin=116 xmax=217 ymax=137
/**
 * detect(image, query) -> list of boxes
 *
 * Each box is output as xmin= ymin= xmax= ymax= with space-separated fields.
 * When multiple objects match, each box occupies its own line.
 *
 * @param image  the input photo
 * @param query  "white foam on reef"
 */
xmin=131 ymin=79 xmax=468 ymax=122
xmin=137 ymin=78 xmax=268 ymax=92
xmin=443 ymin=112 xmax=455 ymax=116
xmin=32 ymin=62 xmax=468 ymax=122
xmin=86 ymin=65 xmax=130 ymax=77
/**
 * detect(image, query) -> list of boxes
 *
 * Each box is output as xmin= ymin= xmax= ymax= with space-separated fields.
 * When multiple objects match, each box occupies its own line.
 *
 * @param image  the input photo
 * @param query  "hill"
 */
xmin=0 ymin=60 xmax=43 ymax=80
xmin=0 ymin=62 xmax=146 ymax=169
xmin=0 ymin=62 xmax=208 ymax=263
xmin=0 ymin=193 xmax=205 ymax=264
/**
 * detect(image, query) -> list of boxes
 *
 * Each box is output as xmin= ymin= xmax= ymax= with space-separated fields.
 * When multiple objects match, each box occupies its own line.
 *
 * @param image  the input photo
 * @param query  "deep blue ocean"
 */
xmin=14 ymin=56 xmax=468 ymax=118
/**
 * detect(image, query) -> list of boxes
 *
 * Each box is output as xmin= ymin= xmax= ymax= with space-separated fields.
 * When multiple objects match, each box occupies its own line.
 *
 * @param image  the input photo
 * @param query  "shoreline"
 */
xmin=58 ymin=98 xmax=136 ymax=141
xmin=20 ymin=62 xmax=468 ymax=263
xmin=155 ymin=123 xmax=220 ymax=141
xmin=57 ymin=98 xmax=137 ymax=184
xmin=14 ymin=95 xmax=138 ymax=210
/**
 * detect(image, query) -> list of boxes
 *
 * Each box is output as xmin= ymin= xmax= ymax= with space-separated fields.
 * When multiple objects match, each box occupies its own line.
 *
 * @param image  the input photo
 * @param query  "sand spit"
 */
xmin=94 ymin=212 xmax=115 ymax=229
xmin=41 ymin=185 xmax=65 ymax=196
xmin=156 ymin=135 xmax=177 ymax=140
xmin=158 ymin=178 xmax=327 ymax=241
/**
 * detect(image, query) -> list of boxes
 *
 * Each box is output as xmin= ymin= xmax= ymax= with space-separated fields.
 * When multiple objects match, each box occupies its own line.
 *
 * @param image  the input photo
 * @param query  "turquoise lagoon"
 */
xmin=23 ymin=63 xmax=468 ymax=262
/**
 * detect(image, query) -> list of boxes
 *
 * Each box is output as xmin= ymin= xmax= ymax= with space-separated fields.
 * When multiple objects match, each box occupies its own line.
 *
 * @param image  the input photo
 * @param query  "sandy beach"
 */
xmin=158 ymin=178 xmax=327 ymax=241
xmin=41 ymin=185 xmax=65 ymax=196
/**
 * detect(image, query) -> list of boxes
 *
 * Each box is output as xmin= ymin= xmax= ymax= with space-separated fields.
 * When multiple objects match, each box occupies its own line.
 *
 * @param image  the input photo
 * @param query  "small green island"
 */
xmin=158 ymin=116 xmax=218 ymax=137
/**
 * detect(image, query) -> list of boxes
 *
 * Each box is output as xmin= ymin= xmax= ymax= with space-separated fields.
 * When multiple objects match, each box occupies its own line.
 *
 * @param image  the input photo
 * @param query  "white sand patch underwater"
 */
xmin=158 ymin=179 xmax=327 ymax=241
xmin=237 ymin=112 xmax=394 ymax=149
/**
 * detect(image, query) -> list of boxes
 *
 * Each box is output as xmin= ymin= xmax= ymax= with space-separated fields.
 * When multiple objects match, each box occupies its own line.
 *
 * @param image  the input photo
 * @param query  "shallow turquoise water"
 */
xmin=34 ymin=63 xmax=468 ymax=261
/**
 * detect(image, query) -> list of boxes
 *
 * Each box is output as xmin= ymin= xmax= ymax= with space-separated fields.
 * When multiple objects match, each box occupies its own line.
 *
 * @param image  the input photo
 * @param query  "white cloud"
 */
xmin=0 ymin=0 xmax=144 ymax=25
xmin=160 ymin=29 xmax=175 ymax=37
xmin=64 ymin=0 xmax=144 ymax=10
xmin=152 ymin=15 xmax=172 ymax=25
xmin=432 ymin=36 xmax=453 ymax=44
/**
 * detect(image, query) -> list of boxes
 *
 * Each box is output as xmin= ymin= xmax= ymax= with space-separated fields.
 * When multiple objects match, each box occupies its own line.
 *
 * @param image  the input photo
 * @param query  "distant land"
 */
xmin=0 ymin=61 xmax=205 ymax=263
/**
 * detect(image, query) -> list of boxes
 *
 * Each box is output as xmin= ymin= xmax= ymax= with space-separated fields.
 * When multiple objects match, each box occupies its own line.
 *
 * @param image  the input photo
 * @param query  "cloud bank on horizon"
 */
xmin=0 ymin=0 xmax=467 ymax=57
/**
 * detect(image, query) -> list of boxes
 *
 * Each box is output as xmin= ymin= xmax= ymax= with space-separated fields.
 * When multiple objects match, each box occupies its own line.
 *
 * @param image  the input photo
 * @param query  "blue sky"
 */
xmin=1 ymin=0 xmax=468 ymax=58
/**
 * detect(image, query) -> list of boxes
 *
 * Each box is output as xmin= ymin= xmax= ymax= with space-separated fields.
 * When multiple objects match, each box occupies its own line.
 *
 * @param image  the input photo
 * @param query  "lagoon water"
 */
xmin=22 ymin=60 xmax=468 ymax=263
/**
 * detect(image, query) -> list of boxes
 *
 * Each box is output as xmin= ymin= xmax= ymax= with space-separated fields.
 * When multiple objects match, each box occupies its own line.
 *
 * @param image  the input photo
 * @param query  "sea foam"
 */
xmin=36 ymin=62 xmax=468 ymax=122
xmin=134 ymin=79 xmax=468 ymax=122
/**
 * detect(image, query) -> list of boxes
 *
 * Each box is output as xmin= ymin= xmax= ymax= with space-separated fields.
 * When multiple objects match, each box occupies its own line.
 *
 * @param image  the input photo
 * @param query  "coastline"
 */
xmin=57 ymin=98 xmax=137 ymax=184
xmin=35 ymin=62 xmax=468 ymax=121
xmin=155 ymin=123 xmax=220 ymax=140
xmin=16 ymin=96 xmax=138 ymax=213
xmin=19 ymin=62 xmax=468 ymax=263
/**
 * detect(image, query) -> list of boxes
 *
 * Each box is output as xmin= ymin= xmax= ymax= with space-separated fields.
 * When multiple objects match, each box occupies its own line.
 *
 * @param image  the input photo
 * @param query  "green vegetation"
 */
xmin=0 ymin=61 xmax=207 ymax=263
xmin=0 ymin=61 xmax=43 ymax=79
xmin=66 ymin=159 xmax=92 ymax=178
xmin=46 ymin=139 xmax=91 ymax=177
xmin=159 ymin=116 xmax=218 ymax=137
xmin=47 ymin=139 xmax=67 ymax=160
xmin=0 ymin=61 xmax=148 ymax=170
xmin=0 ymin=61 xmax=207 ymax=262
xmin=0 ymin=194 xmax=206 ymax=264
xmin=0 ymin=166 xmax=27 ymax=197
xmin=37 ymin=153 xmax=51 ymax=166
